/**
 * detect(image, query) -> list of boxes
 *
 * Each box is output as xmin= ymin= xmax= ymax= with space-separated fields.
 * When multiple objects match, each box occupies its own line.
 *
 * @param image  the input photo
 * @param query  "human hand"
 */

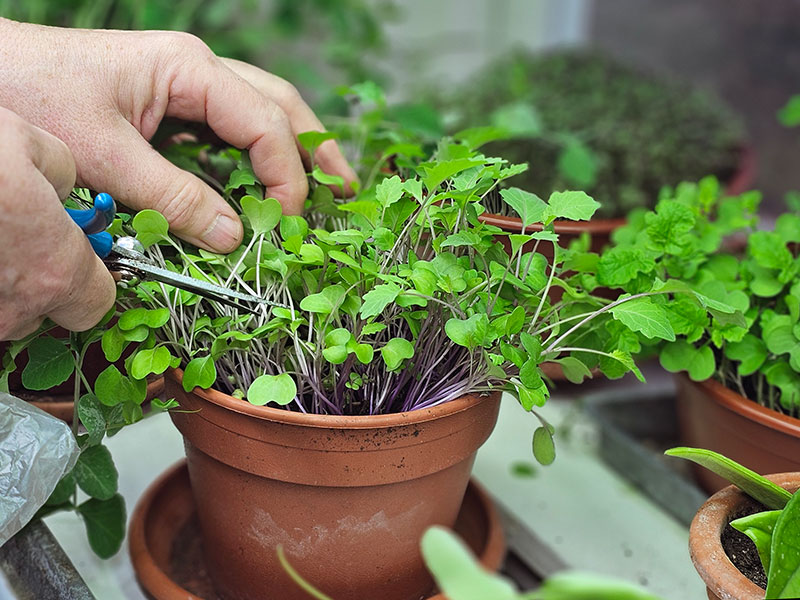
xmin=0 ymin=106 xmax=116 ymax=340
xmin=0 ymin=19 xmax=357 ymax=253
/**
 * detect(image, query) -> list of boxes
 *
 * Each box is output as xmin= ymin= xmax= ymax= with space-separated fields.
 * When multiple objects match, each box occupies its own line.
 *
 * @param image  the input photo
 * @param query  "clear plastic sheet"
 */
xmin=0 ymin=392 xmax=79 ymax=547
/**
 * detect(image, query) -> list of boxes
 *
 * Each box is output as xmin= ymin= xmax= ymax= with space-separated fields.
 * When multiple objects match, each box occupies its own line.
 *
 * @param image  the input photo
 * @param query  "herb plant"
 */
xmin=602 ymin=176 xmax=800 ymax=416
xmin=99 ymin=84 xmax=733 ymax=466
xmin=667 ymin=447 xmax=800 ymax=599
xmin=440 ymin=50 xmax=745 ymax=218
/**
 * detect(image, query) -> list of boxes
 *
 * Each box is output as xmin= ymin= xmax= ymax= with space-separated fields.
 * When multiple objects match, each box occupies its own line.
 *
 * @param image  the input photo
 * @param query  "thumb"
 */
xmin=89 ymin=120 xmax=243 ymax=253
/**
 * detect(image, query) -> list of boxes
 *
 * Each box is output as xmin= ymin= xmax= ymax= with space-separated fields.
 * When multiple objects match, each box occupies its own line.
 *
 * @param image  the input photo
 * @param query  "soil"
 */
xmin=720 ymin=500 xmax=768 ymax=590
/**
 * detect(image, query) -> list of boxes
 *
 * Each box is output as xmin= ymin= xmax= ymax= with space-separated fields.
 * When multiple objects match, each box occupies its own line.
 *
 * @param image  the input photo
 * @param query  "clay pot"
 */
xmin=676 ymin=375 xmax=800 ymax=493
xmin=165 ymin=369 xmax=501 ymax=600
xmin=689 ymin=472 xmax=799 ymax=600
xmin=129 ymin=461 xmax=505 ymax=600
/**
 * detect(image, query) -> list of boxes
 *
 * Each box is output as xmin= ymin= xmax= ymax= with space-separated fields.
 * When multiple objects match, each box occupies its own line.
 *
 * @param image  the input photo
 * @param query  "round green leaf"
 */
xmin=241 ymin=196 xmax=281 ymax=235
xmin=532 ymin=426 xmax=556 ymax=466
xmin=182 ymin=355 xmax=217 ymax=392
xmin=247 ymin=373 xmax=296 ymax=406
xmin=132 ymin=210 xmax=169 ymax=249
xmin=130 ymin=346 xmax=171 ymax=380
xmin=381 ymin=338 xmax=414 ymax=371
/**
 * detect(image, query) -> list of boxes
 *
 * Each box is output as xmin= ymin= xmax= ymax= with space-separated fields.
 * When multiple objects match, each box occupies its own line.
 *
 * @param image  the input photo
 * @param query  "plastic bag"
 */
xmin=0 ymin=392 xmax=79 ymax=546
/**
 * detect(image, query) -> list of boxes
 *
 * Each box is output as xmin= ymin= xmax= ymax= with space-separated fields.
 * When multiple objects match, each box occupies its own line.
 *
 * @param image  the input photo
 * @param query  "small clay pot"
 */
xmin=165 ymin=369 xmax=501 ymax=600
xmin=689 ymin=472 xmax=799 ymax=600
xmin=676 ymin=375 xmax=800 ymax=493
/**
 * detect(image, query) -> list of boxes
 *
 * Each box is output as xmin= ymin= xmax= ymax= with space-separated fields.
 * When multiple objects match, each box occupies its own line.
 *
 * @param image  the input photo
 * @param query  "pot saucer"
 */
xmin=130 ymin=460 xmax=506 ymax=600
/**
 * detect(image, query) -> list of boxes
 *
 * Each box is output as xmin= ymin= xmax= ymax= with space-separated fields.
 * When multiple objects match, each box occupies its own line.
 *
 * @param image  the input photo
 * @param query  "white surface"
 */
xmin=44 ymin=387 xmax=704 ymax=599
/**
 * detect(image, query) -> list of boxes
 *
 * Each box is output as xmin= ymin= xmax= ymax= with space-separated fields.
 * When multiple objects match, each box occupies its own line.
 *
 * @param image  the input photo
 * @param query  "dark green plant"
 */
xmin=667 ymin=447 xmax=800 ymax=598
xmin=441 ymin=50 xmax=745 ymax=218
xmin=599 ymin=175 xmax=800 ymax=416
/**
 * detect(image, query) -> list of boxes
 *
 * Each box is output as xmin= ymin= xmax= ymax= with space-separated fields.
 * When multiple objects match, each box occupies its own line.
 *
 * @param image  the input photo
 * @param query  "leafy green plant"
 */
xmin=95 ymin=84 xmax=732 ymax=466
xmin=440 ymin=50 xmax=745 ymax=218
xmin=601 ymin=175 xmax=800 ymax=416
xmin=667 ymin=447 xmax=800 ymax=598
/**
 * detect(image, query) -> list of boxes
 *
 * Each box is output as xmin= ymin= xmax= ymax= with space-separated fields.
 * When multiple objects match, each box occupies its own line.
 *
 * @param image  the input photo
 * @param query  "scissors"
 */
xmin=66 ymin=193 xmax=284 ymax=313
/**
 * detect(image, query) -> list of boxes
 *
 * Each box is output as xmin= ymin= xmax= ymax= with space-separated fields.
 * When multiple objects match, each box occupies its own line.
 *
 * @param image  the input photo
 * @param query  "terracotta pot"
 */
xmin=689 ymin=472 xmax=799 ymax=600
xmin=129 ymin=461 xmax=505 ymax=600
xmin=676 ymin=375 xmax=800 ymax=493
xmin=165 ymin=369 xmax=501 ymax=600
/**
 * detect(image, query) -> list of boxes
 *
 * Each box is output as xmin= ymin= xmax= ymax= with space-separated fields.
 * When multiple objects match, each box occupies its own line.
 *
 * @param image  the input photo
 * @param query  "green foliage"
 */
xmin=442 ymin=50 xmax=744 ymax=218
xmin=20 ymin=336 xmax=74 ymax=390
xmin=765 ymin=490 xmax=800 ymax=598
xmin=611 ymin=178 xmax=800 ymax=415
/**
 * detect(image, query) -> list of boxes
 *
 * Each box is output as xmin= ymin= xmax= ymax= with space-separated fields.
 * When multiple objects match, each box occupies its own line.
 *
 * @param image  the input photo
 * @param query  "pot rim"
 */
xmin=680 ymin=374 xmax=800 ymax=437
xmin=689 ymin=472 xmax=800 ymax=599
xmin=167 ymin=368 xmax=500 ymax=430
xmin=478 ymin=212 xmax=626 ymax=235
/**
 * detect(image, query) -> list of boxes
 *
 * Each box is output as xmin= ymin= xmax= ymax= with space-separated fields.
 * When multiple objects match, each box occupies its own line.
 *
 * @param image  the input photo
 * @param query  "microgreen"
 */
xmin=98 ymin=87 xmax=723 ymax=466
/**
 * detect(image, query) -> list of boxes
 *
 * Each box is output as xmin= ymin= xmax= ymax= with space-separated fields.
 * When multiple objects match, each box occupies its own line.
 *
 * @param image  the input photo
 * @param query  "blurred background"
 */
xmin=2 ymin=0 xmax=798 ymax=216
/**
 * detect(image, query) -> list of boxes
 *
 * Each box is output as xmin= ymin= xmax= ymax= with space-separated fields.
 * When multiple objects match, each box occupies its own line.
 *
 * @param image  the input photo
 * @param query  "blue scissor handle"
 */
xmin=66 ymin=193 xmax=116 ymax=259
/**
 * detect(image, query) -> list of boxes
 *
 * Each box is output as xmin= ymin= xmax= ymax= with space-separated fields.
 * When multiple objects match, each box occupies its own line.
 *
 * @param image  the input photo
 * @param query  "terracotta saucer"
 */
xmin=130 ymin=460 xmax=506 ymax=600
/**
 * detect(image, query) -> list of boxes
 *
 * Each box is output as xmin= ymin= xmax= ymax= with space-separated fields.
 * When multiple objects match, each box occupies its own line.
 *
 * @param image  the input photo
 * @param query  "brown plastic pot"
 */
xmin=689 ymin=472 xmax=799 ymax=600
xmin=165 ymin=369 xmax=501 ymax=600
xmin=676 ymin=374 xmax=800 ymax=493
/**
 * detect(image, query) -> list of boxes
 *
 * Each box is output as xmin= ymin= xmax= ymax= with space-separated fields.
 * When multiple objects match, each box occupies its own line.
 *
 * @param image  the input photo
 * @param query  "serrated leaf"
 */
xmin=499 ymin=188 xmax=547 ymax=227
xmin=376 ymin=175 xmax=404 ymax=208
xmin=610 ymin=297 xmax=675 ymax=341
xmin=360 ymin=283 xmax=401 ymax=319
xmin=597 ymin=247 xmax=655 ymax=286
xmin=547 ymin=191 xmax=600 ymax=222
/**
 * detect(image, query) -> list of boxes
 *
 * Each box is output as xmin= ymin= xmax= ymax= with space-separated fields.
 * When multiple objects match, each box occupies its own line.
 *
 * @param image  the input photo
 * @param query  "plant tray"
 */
xmin=130 ymin=461 xmax=506 ymax=600
xmin=583 ymin=385 xmax=708 ymax=526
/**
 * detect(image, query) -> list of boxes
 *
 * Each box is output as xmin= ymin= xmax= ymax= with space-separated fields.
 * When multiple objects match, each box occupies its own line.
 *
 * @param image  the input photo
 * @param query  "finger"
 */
xmin=166 ymin=56 xmax=309 ymax=215
xmin=46 ymin=216 xmax=117 ymax=332
xmin=85 ymin=118 xmax=243 ymax=253
xmin=221 ymin=58 xmax=359 ymax=196
xmin=25 ymin=123 xmax=77 ymax=200
xmin=1 ymin=316 xmax=44 ymax=342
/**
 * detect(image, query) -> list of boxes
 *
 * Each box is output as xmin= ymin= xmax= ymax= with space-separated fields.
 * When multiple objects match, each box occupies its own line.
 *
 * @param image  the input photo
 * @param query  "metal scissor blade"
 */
xmin=107 ymin=255 xmax=287 ymax=313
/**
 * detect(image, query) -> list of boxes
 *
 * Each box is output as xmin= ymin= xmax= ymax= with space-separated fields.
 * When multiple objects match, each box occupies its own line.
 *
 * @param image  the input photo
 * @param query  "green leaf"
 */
xmin=778 ymin=95 xmax=800 ymax=127
xmin=421 ymin=527 xmax=518 ymax=600
xmin=21 ymin=336 xmax=73 ymax=391
xmin=225 ymin=166 xmax=257 ymax=192
xmin=92 ymin=365 xmax=140 ymax=406
xmin=533 ymin=425 xmax=556 ymax=466
xmin=46 ymin=473 xmax=76 ymax=507
xmin=454 ymin=126 xmax=511 ymax=150
xmin=381 ymin=338 xmax=414 ymax=371
xmin=360 ymin=283 xmax=402 ymax=319
xmin=73 ymin=445 xmax=118 ymax=500
xmin=247 ymin=373 xmax=296 ymax=406
xmin=556 ymin=357 xmax=592 ymax=384
xmin=182 ymin=355 xmax=217 ymax=392
xmin=376 ymin=175 xmax=404 ymax=208
xmin=241 ymin=196 xmax=281 ymax=235
xmin=725 ymin=335 xmax=768 ymax=376
xmin=77 ymin=494 xmax=126 ymax=559
xmin=118 ymin=307 xmax=170 ymax=331
xmin=749 ymin=231 xmax=793 ymax=272
xmin=132 ymin=210 xmax=170 ymax=249
xmin=532 ymin=571 xmax=662 ymax=600
xmin=445 ymin=314 xmax=490 ymax=350
xmin=499 ymin=188 xmax=547 ymax=227
xmin=659 ymin=341 xmax=715 ymax=381
xmin=665 ymin=447 xmax=792 ymax=509
xmin=297 ymin=130 xmax=338 ymax=154
xmin=421 ymin=157 xmax=485 ymax=192
xmin=547 ymin=191 xmax=600 ymax=222
xmin=300 ymin=285 xmax=346 ymax=315
xmin=597 ymin=247 xmax=655 ymax=287
xmin=730 ymin=510 xmax=780 ymax=573
xmin=766 ymin=490 xmax=800 ymax=598
xmin=645 ymin=201 xmax=694 ymax=253
xmin=776 ymin=214 xmax=800 ymax=244
xmin=610 ymin=297 xmax=675 ymax=341
xmin=519 ymin=359 xmax=543 ymax=390
xmin=78 ymin=394 xmax=106 ymax=446
xmin=130 ymin=346 xmax=171 ymax=380
xmin=312 ymin=165 xmax=345 ymax=191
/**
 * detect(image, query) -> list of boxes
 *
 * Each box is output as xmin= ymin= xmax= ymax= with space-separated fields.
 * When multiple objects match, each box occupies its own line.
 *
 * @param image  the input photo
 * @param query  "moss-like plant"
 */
xmin=441 ymin=50 xmax=745 ymax=218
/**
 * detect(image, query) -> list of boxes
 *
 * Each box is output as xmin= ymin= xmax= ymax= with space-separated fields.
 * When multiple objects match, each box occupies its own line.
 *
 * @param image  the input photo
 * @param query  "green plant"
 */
xmin=440 ymin=50 xmax=745 ymax=218
xmin=94 ymin=85 xmax=734 ymax=467
xmin=667 ymin=447 xmax=800 ymax=598
xmin=601 ymin=175 xmax=800 ymax=416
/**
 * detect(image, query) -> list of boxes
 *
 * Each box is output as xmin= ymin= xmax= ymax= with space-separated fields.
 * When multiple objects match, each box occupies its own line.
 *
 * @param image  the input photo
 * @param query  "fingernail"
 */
xmin=203 ymin=214 xmax=242 ymax=252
